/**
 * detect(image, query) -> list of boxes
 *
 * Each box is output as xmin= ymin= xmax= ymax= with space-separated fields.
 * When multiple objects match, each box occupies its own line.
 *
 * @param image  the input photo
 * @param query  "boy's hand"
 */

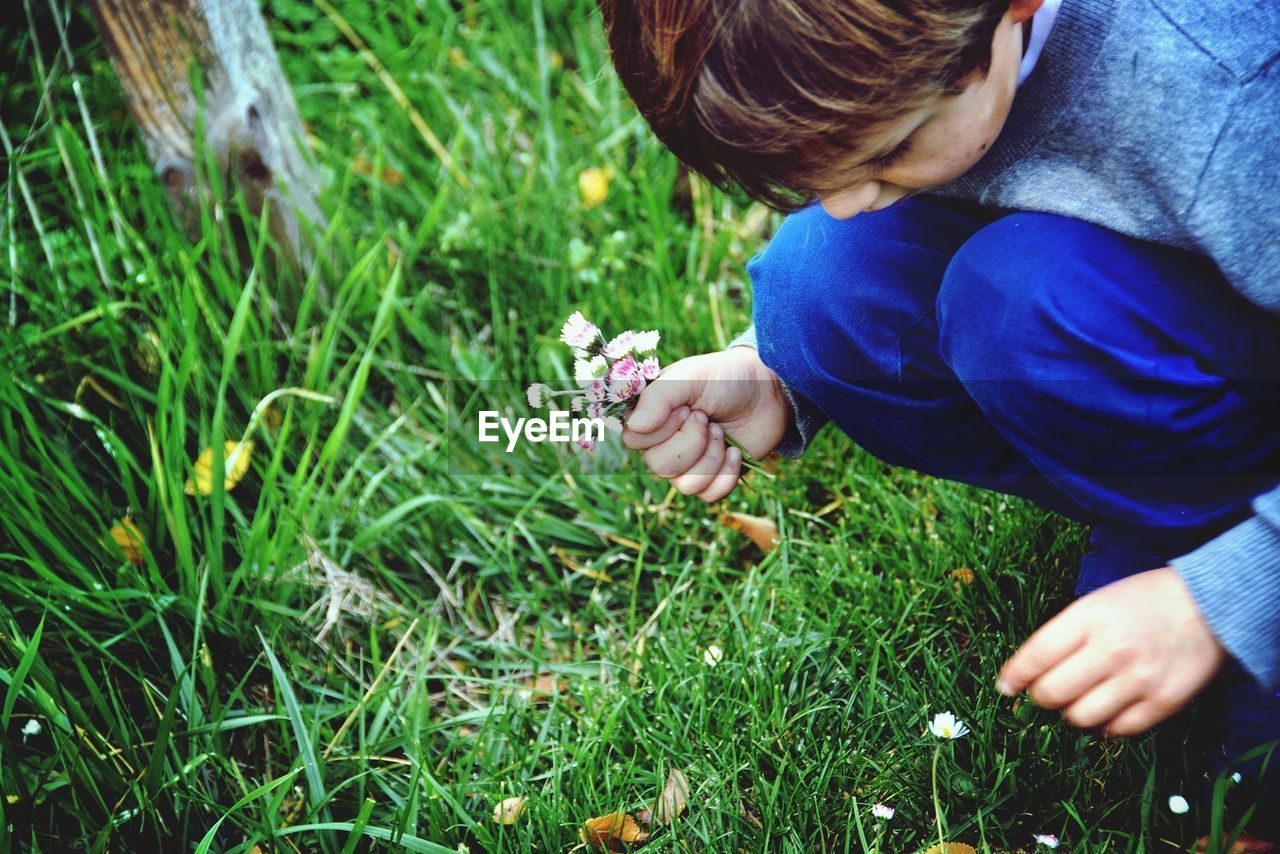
xmin=622 ymin=347 xmax=790 ymax=502
xmin=996 ymin=567 xmax=1227 ymax=736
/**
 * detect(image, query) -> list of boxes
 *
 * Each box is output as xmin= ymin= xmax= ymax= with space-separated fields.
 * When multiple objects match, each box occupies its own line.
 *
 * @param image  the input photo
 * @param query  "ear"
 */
xmin=1008 ymin=0 xmax=1046 ymax=25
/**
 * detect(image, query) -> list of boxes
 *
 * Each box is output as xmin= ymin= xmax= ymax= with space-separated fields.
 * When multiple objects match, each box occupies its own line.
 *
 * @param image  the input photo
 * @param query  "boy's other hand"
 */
xmin=996 ymin=567 xmax=1227 ymax=736
xmin=622 ymin=347 xmax=789 ymax=502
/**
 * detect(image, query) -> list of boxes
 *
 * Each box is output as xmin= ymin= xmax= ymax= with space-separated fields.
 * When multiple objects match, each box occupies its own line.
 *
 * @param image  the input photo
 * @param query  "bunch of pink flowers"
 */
xmin=526 ymin=311 xmax=661 ymax=450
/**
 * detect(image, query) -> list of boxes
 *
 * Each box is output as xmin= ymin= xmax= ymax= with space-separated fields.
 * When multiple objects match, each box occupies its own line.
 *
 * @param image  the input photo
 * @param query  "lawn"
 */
xmin=0 ymin=0 xmax=1242 ymax=850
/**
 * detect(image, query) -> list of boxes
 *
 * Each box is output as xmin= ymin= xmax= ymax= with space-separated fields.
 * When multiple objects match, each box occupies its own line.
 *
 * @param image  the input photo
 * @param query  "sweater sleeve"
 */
xmin=1171 ymin=488 xmax=1280 ymax=690
xmin=727 ymin=325 xmax=827 ymax=458
xmin=1173 ymin=33 xmax=1280 ymax=690
xmin=1184 ymin=58 xmax=1280 ymax=314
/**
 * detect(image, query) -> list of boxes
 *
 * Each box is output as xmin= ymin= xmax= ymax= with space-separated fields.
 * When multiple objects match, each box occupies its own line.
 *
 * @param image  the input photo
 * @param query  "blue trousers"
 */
xmin=749 ymin=195 xmax=1280 ymax=820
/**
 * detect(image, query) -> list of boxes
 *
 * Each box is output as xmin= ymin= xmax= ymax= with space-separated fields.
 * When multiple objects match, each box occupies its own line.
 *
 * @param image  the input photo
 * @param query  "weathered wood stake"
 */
xmin=87 ymin=0 xmax=324 ymax=268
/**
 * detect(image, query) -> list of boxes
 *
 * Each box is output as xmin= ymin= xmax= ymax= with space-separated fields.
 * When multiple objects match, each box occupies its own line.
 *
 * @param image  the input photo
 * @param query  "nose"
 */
xmin=820 ymin=181 xmax=882 ymax=219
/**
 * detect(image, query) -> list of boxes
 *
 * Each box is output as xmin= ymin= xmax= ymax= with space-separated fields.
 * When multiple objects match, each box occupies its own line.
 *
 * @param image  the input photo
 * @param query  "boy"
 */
xmin=599 ymin=0 xmax=1280 ymax=832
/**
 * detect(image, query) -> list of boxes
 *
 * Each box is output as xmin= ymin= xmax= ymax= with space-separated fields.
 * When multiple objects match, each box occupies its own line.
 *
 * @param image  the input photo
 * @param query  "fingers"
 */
xmin=695 ymin=445 xmax=742 ymax=503
xmin=1025 ymin=643 xmax=1113 ymax=710
xmin=625 ymin=375 xmax=695 ymax=433
xmin=997 ymin=609 xmax=1088 ymax=696
xmin=623 ymin=405 xmax=689 ymax=451
xmin=642 ymin=410 xmax=713 ymax=478
xmin=670 ymin=423 xmax=727 ymax=497
xmin=1060 ymin=676 xmax=1146 ymax=729
xmin=1103 ymin=700 xmax=1168 ymax=737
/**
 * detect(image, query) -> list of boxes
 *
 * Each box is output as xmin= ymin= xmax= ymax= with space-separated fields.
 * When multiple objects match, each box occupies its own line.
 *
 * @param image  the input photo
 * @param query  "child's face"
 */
xmin=819 ymin=9 xmax=1028 ymax=219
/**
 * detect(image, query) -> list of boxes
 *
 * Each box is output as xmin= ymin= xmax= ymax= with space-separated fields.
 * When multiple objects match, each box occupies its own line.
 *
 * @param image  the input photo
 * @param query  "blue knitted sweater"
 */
xmin=739 ymin=0 xmax=1280 ymax=688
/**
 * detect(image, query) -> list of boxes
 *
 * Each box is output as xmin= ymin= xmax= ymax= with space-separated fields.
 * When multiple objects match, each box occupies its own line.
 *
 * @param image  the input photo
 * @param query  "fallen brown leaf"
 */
xmin=492 ymin=795 xmax=526 ymax=825
xmin=654 ymin=768 xmax=689 ymax=825
xmin=352 ymin=153 xmax=404 ymax=186
xmin=522 ymin=673 xmax=566 ymax=704
xmin=1196 ymin=834 xmax=1277 ymax=853
xmin=950 ymin=567 xmax=975 ymax=586
xmin=720 ymin=512 xmax=780 ymax=553
xmin=579 ymin=812 xmax=647 ymax=850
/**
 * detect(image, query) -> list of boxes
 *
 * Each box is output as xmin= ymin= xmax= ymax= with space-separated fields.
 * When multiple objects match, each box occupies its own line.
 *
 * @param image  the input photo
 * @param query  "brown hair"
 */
xmin=598 ymin=0 xmax=1009 ymax=210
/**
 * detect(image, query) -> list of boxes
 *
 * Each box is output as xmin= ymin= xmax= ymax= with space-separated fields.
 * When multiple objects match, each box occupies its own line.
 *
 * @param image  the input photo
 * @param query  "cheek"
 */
xmin=943 ymin=107 xmax=1008 ymax=172
xmin=910 ymin=127 xmax=992 ymax=183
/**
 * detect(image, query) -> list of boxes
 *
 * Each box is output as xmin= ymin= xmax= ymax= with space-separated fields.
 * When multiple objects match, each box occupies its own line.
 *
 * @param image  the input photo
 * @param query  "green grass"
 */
xmin=0 ymin=0 xmax=1256 ymax=850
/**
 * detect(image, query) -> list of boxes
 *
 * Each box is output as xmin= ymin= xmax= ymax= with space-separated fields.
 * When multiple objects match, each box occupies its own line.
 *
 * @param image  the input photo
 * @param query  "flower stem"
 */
xmin=724 ymin=437 xmax=774 ymax=491
xmin=932 ymin=744 xmax=946 ymax=851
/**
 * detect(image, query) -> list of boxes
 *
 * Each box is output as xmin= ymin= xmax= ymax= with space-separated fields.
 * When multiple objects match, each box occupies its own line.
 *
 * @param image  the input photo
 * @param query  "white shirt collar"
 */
xmin=1018 ymin=0 xmax=1063 ymax=86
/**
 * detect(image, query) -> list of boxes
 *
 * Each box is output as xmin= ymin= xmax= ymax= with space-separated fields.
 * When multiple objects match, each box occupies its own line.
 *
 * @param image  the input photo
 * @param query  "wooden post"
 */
xmin=87 ymin=0 xmax=324 ymax=268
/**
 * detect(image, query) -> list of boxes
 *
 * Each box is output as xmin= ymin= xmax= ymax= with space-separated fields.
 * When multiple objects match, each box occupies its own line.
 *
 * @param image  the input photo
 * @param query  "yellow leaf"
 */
xmin=654 ymin=768 xmax=689 ymax=825
xmin=107 ymin=518 xmax=145 ymax=566
xmin=923 ymin=844 xmax=978 ymax=854
xmin=601 ymin=532 xmax=644 ymax=551
xmin=492 ymin=795 xmax=526 ymax=825
xmin=720 ymin=511 xmax=780 ymax=553
xmin=185 ymin=440 xmax=254 ymax=496
xmin=579 ymin=812 xmax=647 ymax=850
xmin=579 ymin=167 xmax=613 ymax=209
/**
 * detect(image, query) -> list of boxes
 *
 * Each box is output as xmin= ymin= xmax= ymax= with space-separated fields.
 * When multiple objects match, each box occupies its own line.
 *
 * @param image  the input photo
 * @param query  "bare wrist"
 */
xmin=728 ymin=343 xmax=791 ymax=452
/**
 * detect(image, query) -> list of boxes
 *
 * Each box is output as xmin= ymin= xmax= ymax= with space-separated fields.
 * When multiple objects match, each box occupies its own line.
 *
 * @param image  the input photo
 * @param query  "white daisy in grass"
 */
xmin=21 ymin=719 xmax=41 ymax=740
xmin=559 ymin=311 xmax=601 ymax=351
xmin=630 ymin=330 xmax=660 ymax=353
xmin=928 ymin=711 xmax=969 ymax=740
xmin=871 ymin=802 xmax=895 ymax=820
xmin=1033 ymin=833 xmax=1060 ymax=848
xmin=602 ymin=330 xmax=639 ymax=359
xmin=574 ymin=355 xmax=608 ymax=386
xmin=526 ymin=383 xmax=551 ymax=408
xmin=1168 ymin=794 xmax=1190 ymax=814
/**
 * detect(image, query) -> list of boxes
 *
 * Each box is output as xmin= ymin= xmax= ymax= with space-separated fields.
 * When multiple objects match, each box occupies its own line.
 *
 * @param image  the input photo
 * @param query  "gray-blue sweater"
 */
xmin=740 ymin=0 xmax=1280 ymax=688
